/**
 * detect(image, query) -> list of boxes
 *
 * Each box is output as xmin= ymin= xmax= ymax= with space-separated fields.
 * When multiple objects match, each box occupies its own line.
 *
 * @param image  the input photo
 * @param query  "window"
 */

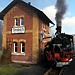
xmin=20 ymin=17 xmax=24 ymax=26
xmin=21 ymin=42 xmax=25 ymax=53
xmin=14 ymin=42 xmax=18 ymax=53
xmin=15 ymin=18 xmax=18 ymax=26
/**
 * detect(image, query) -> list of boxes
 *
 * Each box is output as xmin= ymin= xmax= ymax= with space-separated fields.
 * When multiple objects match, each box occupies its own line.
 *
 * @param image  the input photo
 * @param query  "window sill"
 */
xmin=13 ymin=26 xmax=24 ymax=27
xmin=11 ymin=53 xmax=25 ymax=55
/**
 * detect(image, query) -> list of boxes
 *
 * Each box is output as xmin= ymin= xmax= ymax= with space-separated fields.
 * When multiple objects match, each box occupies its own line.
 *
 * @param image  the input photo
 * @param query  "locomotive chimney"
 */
xmin=56 ymin=12 xmax=62 ymax=34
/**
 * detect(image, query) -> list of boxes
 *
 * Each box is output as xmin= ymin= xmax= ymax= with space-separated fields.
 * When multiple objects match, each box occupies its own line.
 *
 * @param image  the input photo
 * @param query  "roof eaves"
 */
xmin=38 ymin=10 xmax=55 ymax=25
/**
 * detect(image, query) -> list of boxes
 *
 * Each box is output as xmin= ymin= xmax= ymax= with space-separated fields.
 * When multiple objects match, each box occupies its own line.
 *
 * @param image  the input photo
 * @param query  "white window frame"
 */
xmin=20 ymin=17 xmax=24 ymax=26
xmin=14 ymin=42 xmax=17 ymax=53
xmin=21 ymin=42 xmax=25 ymax=53
xmin=15 ymin=18 xmax=18 ymax=26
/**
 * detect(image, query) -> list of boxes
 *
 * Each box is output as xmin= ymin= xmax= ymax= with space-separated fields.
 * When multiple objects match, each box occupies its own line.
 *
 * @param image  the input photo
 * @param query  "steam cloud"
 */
xmin=55 ymin=0 xmax=67 ymax=20
xmin=55 ymin=0 xmax=67 ymax=33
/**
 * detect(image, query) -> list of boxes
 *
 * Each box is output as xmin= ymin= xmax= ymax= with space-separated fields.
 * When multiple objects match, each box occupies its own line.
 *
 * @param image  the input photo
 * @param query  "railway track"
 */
xmin=44 ymin=65 xmax=69 ymax=75
xmin=44 ymin=61 xmax=61 ymax=75
xmin=59 ymin=66 xmax=69 ymax=75
xmin=44 ymin=67 xmax=61 ymax=75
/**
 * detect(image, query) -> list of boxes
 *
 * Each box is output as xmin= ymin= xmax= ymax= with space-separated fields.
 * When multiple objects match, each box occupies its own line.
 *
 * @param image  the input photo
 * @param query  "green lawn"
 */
xmin=0 ymin=50 xmax=29 ymax=75
xmin=0 ymin=48 xmax=29 ymax=75
xmin=0 ymin=63 xmax=25 ymax=75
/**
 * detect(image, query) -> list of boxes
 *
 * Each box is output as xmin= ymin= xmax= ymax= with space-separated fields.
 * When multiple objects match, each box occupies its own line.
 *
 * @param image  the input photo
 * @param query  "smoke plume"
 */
xmin=55 ymin=0 xmax=67 ymax=19
xmin=55 ymin=0 xmax=67 ymax=34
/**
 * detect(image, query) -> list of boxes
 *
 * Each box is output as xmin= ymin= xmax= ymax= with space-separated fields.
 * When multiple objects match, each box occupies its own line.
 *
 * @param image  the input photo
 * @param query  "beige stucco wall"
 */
xmin=32 ymin=13 xmax=39 ymax=63
xmin=2 ymin=15 xmax=7 ymax=48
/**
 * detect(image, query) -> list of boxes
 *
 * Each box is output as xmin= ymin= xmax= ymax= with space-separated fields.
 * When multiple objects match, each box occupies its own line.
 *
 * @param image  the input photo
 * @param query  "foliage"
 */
xmin=1 ymin=47 xmax=12 ymax=64
xmin=0 ymin=64 xmax=22 ymax=75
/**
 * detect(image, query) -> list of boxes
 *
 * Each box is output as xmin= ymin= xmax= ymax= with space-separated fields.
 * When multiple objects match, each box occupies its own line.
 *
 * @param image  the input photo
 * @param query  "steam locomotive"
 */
xmin=44 ymin=20 xmax=74 ymax=67
xmin=44 ymin=33 xmax=74 ymax=67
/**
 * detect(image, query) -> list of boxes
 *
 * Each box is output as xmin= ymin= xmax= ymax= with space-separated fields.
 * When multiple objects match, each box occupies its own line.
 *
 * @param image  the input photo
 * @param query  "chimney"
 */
xmin=28 ymin=2 xmax=31 ymax=5
xmin=56 ymin=19 xmax=62 ymax=34
xmin=13 ymin=0 xmax=21 ymax=1
xmin=55 ymin=12 xmax=62 ymax=34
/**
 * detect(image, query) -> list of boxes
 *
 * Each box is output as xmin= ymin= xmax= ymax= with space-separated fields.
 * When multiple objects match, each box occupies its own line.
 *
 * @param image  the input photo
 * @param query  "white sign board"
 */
xmin=12 ymin=26 xmax=25 ymax=34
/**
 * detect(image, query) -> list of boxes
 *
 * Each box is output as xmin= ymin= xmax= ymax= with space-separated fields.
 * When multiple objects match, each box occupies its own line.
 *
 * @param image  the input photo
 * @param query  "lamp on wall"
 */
xmin=40 ymin=31 xmax=44 ymax=42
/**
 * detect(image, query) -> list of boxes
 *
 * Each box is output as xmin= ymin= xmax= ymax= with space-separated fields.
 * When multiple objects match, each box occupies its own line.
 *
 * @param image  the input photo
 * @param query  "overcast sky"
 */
xmin=0 ymin=0 xmax=75 ymax=35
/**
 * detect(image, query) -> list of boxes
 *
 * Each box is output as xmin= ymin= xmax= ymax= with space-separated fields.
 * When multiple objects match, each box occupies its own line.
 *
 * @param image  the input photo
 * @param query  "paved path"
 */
xmin=14 ymin=64 xmax=48 ymax=75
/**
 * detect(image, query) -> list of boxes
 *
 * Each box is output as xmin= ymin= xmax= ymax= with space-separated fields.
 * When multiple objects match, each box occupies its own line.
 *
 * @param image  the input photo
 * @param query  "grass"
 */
xmin=0 ymin=63 xmax=24 ymax=75
xmin=0 ymin=52 xmax=29 ymax=75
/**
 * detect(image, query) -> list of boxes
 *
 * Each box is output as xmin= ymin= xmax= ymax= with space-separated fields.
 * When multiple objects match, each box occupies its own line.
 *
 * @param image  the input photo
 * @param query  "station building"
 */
xmin=0 ymin=0 xmax=54 ymax=63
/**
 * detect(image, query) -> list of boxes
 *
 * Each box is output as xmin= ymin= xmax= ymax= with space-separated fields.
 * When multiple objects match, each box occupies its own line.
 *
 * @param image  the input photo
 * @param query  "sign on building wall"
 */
xmin=12 ymin=26 xmax=25 ymax=34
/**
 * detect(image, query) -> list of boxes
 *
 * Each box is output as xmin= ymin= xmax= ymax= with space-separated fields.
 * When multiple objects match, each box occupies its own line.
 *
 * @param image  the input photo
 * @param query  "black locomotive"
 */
xmin=44 ymin=33 xmax=74 ymax=67
xmin=43 ymin=16 xmax=74 ymax=67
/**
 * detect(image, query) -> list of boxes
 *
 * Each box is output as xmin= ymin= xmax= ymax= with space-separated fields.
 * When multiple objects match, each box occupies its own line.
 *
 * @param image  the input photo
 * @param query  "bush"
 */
xmin=0 ymin=51 xmax=2 ymax=62
xmin=1 ymin=47 xmax=12 ymax=64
